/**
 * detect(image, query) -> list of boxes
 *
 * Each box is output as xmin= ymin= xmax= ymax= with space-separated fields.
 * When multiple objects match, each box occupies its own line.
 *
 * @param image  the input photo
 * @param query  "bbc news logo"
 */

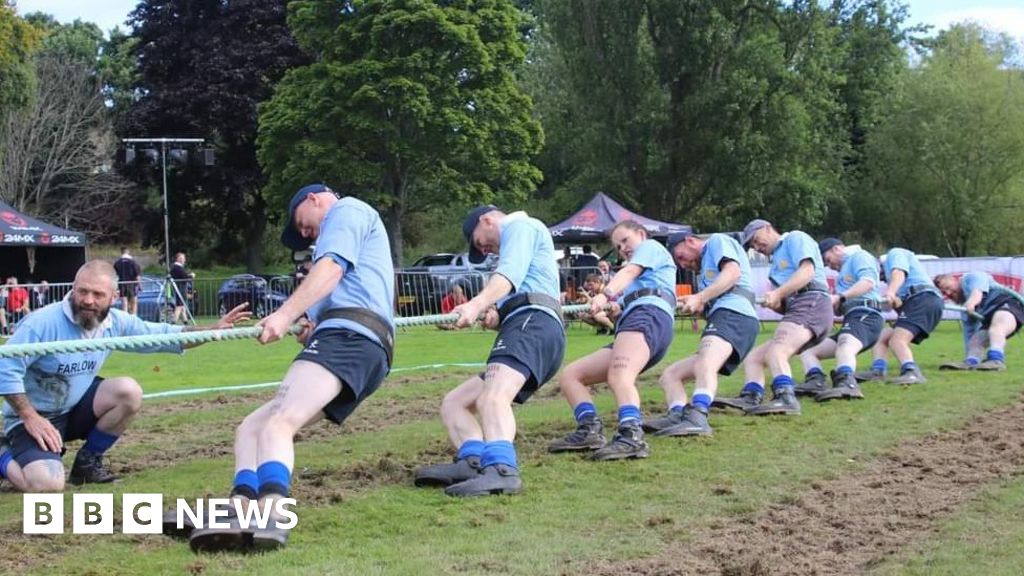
xmin=23 ymin=494 xmax=298 ymax=534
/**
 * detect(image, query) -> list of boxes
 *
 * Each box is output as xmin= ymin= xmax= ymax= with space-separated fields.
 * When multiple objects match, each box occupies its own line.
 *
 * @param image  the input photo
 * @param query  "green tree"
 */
xmin=124 ymin=0 xmax=309 ymax=270
xmin=531 ymin=0 xmax=855 ymax=233
xmin=258 ymin=0 xmax=543 ymax=264
xmin=858 ymin=23 xmax=1024 ymax=255
xmin=0 ymin=2 xmax=39 ymax=121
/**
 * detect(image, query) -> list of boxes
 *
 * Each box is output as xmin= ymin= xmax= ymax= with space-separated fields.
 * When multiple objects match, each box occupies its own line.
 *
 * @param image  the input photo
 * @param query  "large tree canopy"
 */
xmin=0 ymin=2 xmax=39 ymax=122
xmin=526 ymin=0 xmax=913 ymax=234
xmin=124 ymin=0 xmax=308 ymax=270
xmin=856 ymin=24 xmax=1024 ymax=256
xmin=258 ymin=0 xmax=543 ymax=264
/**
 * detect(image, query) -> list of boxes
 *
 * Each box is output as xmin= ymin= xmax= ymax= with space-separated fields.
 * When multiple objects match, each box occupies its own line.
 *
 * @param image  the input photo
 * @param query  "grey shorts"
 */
xmin=781 ymin=291 xmax=834 ymax=352
xmin=833 ymin=309 xmax=884 ymax=351
xmin=295 ymin=328 xmax=390 ymax=425
xmin=894 ymin=291 xmax=943 ymax=344
xmin=487 ymin=310 xmax=566 ymax=404
xmin=702 ymin=308 xmax=760 ymax=375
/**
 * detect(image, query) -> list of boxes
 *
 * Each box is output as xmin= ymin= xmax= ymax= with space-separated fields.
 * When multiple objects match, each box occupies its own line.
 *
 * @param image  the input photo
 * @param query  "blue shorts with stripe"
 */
xmin=487 ymin=309 xmax=566 ymax=404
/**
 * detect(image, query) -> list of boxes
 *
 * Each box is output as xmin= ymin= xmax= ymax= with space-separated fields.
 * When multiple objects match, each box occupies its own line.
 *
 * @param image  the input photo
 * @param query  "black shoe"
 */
xmin=712 ymin=390 xmax=763 ymax=411
xmin=163 ymin=509 xmax=204 ymax=539
xmin=939 ymin=361 xmax=975 ymax=371
xmin=888 ymin=367 xmax=926 ymax=385
xmin=793 ymin=371 xmax=828 ymax=397
xmin=68 ymin=449 xmax=118 ymax=485
xmin=815 ymin=370 xmax=865 ymax=402
xmin=591 ymin=422 xmax=650 ymax=461
xmin=414 ymin=455 xmax=481 ymax=487
xmin=655 ymin=405 xmax=713 ymax=437
xmin=976 ymin=359 xmax=1006 ymax=372
xmin=444 ymin=464 xmax=522 ymax=497
xmin=252 ymin=518 xmax=291 ymax=551
xmin=642 ymin=409 xmax=685 ymax=433
xmin=188 ymin=512 xmax=252 ymax=554
xmin=549 ymin=417 xmax=606 ymax=452
xmin=854 ymin=369 xmax=886 ymax=382
xmin=745 ymin=387 xmax=801 ymax=416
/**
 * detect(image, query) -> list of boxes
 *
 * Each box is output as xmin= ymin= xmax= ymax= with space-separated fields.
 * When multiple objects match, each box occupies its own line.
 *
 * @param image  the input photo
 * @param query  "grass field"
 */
xmin=2 ymin=321 xmax=1024 ymax=575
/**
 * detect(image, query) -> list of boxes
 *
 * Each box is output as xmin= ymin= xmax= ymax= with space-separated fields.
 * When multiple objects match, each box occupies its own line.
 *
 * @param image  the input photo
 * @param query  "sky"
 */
xmin=11 ymin=0 xmax=1024 ymax=40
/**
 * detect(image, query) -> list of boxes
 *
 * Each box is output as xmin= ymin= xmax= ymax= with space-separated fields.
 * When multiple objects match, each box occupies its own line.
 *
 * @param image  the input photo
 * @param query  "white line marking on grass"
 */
xmin=141 ymin=362 xmax=486 ymax=399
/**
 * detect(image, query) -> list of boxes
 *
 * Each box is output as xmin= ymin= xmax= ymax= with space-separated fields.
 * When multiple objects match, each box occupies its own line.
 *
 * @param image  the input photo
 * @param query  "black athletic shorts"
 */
xmin=295 ymin=328 xmax=390 ymax=425
xmin=702 ymin=308 xmax=761 ymax=375
xmin=894 ymin=291 xmax=943 ymax=344
xmin=7 ymin=377 xmax=103 ymax=468
xmin=832 ymin=309 xmax=884 ymax=352
xmin=486 ymin=309 xmax=566 ymax=404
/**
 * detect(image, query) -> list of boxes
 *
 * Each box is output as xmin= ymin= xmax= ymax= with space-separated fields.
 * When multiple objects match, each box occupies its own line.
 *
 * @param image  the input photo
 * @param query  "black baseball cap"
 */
xmin=463 ymin=205 xmax=498 ymax=264
xmin=281 ymin=183 xmax=332 ymax=251
xmin=666 ymin=231 xmax=694 ymax=253
xmin=818 ymin=237 xmax=843 ymax=256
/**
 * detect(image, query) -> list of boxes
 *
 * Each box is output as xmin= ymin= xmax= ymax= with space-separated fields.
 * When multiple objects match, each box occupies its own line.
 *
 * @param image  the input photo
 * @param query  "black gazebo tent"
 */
xmin=0 ymin=201 xmax=86 ymax=283
xmin=548 ymin=192 xmax=691 ymax=242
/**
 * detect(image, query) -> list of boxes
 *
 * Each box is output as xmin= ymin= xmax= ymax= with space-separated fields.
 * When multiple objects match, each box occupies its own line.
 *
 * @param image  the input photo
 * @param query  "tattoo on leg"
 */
xmin=611 ymin=355 xmax=630 ymax=370
xmin=269 ymin=380 xmax=292 ymax=415
xmin=484 ymin=364 xmax=500 ymax=382
xmin=44 ymin=460 xmax=64 ymax=481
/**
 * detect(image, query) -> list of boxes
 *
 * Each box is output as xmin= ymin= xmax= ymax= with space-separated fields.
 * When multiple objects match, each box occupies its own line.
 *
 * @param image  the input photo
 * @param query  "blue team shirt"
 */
xmin=837 ymin=248 xmax=882 ymax=314
xmin=699 ymin=234 xmax=757 ymax=318
xmin=0 ymin=300 xmax=184 ymax=433
xmin=308 ymin=197 xmax=396 ymax=344
xmin=621 ymin=239 xmax=677 ymax=319
xmin=883 ymin=248 xmax=938 ymax=299
xmin=493 ymin=212 xmax=561 ymax=323
xmin=770 ymin=231 xmax=827 ymax=288
xmin=960 ymin=271 xmax=1016 ymax=317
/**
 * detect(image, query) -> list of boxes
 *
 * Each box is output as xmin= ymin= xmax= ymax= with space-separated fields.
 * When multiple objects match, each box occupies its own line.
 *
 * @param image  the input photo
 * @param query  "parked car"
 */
xmin=135 ymin=275 xmax=172 ymax=323
xmin=396 ymin=252 xmax=496 ymax=316
xmin=217 ymin=274 xmax=291 ymax=318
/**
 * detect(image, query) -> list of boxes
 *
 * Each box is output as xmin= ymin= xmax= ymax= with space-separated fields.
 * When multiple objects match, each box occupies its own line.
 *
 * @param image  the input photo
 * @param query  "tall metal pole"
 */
xmin=161 ymin=140 xmax=171 ymax=275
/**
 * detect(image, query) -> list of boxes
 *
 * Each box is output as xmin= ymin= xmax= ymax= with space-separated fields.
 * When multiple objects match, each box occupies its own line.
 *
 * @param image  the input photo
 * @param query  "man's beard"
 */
xmin=71 ymin=298 xmax=110 ymax=330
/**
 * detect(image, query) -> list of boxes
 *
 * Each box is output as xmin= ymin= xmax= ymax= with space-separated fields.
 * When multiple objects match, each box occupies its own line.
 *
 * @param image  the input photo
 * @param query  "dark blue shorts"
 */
xmin=982 ymin=293 xmax=1024 ymax=338
xmin=832 ymin=309 xmax=884 ymax=351
xmin=7 ymin=377 xmax=103 ymax=468
xmin=295 ymin=328 xmax=390 ymax=425
xmin=894 ymin=291 xmax=943 ymax=344
xmin=605 ymin=304 xmax=675 ymax=372
xmin=702 ymin=308 xmax=760 ymax=375
xmin=487 ymin=310 xmax=566 ymax=404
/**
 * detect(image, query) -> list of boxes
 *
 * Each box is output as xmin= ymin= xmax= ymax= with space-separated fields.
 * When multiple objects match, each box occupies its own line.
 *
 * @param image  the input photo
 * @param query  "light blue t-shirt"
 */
xmin=837 ymin=248 xmax=881 ymax=314
xmin=621 ymin=238 xmax=677 ymax=319
xmin=960 ymin=271 xmax=1018 ymax=318
xmin=699 ymin=234 xmax=757 ymax=319
xmin=0 ymin=300 xmax=184 ymax=433
xmin=770 ymin=231 xmax=827 ymax=288
xmin=883 ymin=248 xmax=938 ymax=299
xmin=307 ymin=197 xmax=396 ymax=344
xmin=493 ymin=212 xmax=561 ymax=323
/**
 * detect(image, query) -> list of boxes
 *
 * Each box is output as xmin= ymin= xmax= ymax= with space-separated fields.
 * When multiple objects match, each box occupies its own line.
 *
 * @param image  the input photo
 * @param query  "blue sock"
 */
xmin=901 ymin=361 xmax=917 ymax=373
xmin=837 ymin=365 xmax=854 ymax=375
xmin=0 ymin=450 xmax=11 ymax=480
xmin=457 ymin=439 xmax=485 ymax=460
xmin=771 ymin=375 xmax=794 ymax=393
xmin=232 ymin=469 xmax=259 ymax=498
xmin=480 ymin=440 xmax=518 ymax=470
xmin=805 ymin=367 xmax=825 ymax=378
xmin=742 ymin=382 xmax=765 ymax=396
xmin=871 ymin=359 xmax=888 ymax=373
xmin=256 ymin=460 xmax=292 ymax=498
xmin=618 ymin=404 xmax=642 ymax=425
xmin=987 ymin=349 xmax=1005 ymax=362
xmin=691 ymin=394 xmax=712 ymax=412
xmin=668 ymin=402 xmax=686 ymax=413
xmin=966 ymin=356 xmax=980 ymax=366
xmin=82 ymin=428 xmax=119 ymax=455
xmin=573 ymin=402 xmax=597 ymax=423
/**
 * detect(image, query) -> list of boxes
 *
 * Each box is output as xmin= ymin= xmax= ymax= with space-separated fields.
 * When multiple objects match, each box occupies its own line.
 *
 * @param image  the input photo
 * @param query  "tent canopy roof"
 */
xmin=0 ymin=201 xmax=86 ymax=247
xmin=548 ymin=192 xmax=691 ymax=242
